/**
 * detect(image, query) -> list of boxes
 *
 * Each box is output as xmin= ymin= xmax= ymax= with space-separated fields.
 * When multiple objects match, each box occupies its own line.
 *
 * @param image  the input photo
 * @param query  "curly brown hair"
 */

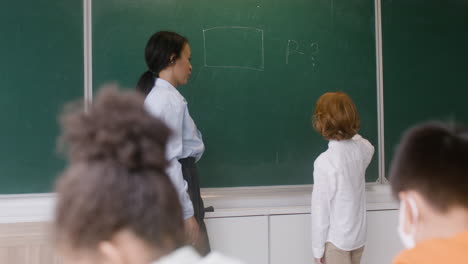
xmin=313 ymin=92 xmax=360 ymax=140
xmin=54 ymin=85 xmax=185 ymax=253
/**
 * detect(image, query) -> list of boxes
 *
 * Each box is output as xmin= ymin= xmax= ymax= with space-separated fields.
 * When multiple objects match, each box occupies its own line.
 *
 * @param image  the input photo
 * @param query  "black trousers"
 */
xmin=179 ymin=157 xmax=211 ymax=256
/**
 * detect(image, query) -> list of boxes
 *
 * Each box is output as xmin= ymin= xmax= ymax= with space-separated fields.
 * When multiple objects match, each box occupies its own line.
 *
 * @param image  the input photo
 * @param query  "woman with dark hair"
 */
xmin=54 ymin=86 xmax=241 ymax=264
xmin=136 ymin=31 xmax=210 ymax=255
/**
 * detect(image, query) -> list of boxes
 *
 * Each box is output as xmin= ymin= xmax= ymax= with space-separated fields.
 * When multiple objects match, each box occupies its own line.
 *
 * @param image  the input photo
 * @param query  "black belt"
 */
xmin=179 ymin=157 xmax=196 ymax=167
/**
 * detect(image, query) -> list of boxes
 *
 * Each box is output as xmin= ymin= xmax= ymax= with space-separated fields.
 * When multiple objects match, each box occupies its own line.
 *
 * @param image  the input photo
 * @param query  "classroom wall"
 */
xmin=0 ymin=1 xmax=465 ymax=263
xmin=3 ymin=0 xmax=468 ymax=193
xmin=2 ymin=0 xmax=381 ymax=193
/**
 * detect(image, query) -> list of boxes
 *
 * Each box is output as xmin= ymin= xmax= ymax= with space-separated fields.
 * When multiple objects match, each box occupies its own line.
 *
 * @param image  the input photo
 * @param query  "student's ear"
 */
xmin=98 ymin=241 xmax=126 ymax=264
xmin=169 ymin=54 xmax=176 ymax=65
xmin=399 ymin=191 xmax=421 ymax=227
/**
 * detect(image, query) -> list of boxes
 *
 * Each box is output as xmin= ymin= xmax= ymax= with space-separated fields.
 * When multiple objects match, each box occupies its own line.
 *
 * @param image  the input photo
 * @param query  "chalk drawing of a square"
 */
xmin=203 ymin=27 xmax=264 ymax=71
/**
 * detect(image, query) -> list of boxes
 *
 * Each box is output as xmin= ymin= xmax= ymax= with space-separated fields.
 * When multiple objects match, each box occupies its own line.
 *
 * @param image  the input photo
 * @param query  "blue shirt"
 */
xmin=144 ymin=78 xmax=205 ymax=219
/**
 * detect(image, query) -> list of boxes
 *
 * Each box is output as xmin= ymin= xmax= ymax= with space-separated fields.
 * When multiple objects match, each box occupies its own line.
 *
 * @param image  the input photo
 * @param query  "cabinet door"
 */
xmin=270 ymin=211 xmax=404 ymax=264
xmin=362 ymin=210 xmax=403 ymax=264
xmin=270 ymin=214 xmax=313 ymax=264
xmin=205 ymin=216 xmax=269 ymax=264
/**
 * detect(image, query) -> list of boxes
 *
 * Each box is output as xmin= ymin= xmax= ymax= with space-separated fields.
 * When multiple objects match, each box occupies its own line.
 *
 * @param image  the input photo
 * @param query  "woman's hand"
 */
xmin=184 ymin=216 xmax=200 ymax=245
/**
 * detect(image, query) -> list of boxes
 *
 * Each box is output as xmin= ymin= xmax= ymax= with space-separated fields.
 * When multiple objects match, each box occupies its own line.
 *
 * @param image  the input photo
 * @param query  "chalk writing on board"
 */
xmin=286 ymin=40 xmax=319 ymax=67
xmin=203 ymin=26 xmax=264 ymax=71
xmin=286 ymin=40 xmax=304 ymax=65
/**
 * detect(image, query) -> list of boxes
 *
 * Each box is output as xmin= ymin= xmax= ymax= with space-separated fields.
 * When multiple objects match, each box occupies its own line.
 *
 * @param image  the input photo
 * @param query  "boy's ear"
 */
xmin=98 ymin=241 xmax=126 ymax=264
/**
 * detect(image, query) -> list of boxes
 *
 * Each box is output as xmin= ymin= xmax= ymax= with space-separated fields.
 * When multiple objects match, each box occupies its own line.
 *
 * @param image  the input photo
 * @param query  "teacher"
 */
xmin=136 ymin=31 xmax=210 ymax=255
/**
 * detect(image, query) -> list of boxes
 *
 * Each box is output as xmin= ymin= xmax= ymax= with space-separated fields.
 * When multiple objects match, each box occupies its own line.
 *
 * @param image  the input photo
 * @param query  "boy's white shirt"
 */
xmin=311 ymin=134 xmax=375 ymax=258
xmin=151 ymin=246 xmax=245 ymax=264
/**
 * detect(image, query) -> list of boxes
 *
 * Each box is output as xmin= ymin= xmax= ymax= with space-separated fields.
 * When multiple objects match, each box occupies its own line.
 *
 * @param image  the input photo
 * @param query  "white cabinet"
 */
xmin=268 ymin=211 xmax=403 ymax=264
xmin=270 ymin=214 xmax=313 ymax=264
xmin=205 ymin=216 xmax=269 ymax=264
xmin=202 ymin=186 xmax=400 ymax=264
xmin=362 ymin=210 xmax=403 ymax=264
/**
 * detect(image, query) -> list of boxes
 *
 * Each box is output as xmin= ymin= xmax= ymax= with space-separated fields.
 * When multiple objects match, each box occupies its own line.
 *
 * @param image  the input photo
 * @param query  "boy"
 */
xmin=311 ymin=92 xmax=374 ymax=264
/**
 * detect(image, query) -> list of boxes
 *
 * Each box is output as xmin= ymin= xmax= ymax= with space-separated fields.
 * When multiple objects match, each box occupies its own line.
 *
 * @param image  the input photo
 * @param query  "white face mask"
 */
xmin=397 ymin=197 xmax=419 ymax=249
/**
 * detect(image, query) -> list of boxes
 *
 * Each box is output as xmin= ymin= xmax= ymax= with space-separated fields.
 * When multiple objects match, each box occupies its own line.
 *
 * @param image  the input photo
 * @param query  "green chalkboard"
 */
xmin=0 ymin=1 xmax=83 ymax=193
xmin=93 ymin=0 xmax=379 ymax=187
xmin=382 ymin=0 xmax=468 ymax=171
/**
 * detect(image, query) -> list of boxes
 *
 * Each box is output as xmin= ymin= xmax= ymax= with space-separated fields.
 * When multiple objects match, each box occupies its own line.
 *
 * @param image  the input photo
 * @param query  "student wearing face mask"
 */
xmin=389 ymin=121 xmax=468 ymax=264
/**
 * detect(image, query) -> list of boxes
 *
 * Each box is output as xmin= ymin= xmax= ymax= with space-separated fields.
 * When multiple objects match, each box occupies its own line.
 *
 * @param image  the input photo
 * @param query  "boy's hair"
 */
xmin=313 ymin=92 xmax=360 ymax=140
xmin=54 ymin=85 xmax=185 ymax=252
xmin=389 ymin=121 xmax=468 ymax=212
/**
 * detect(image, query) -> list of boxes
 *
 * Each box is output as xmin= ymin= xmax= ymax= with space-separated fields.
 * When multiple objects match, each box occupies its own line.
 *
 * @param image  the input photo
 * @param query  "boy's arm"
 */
xmin=355 ymin=134 xmax=375 ymax=165
xmin=311 ymin=157 xmax=336 ymax=259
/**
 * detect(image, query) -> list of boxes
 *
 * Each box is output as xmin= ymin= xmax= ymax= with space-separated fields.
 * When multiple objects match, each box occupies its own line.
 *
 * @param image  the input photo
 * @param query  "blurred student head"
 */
xmin=389 ymin=121 xmax=468 ymax=248
xmin=54 ymin=86 xmax=185 ymax=264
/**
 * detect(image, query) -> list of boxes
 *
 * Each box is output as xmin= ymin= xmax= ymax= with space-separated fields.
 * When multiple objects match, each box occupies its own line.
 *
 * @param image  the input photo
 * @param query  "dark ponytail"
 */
xmin=136 ymin=70 xmax=156 ymax=96
xmin=136 ymin=31 xmax=188 ymax=95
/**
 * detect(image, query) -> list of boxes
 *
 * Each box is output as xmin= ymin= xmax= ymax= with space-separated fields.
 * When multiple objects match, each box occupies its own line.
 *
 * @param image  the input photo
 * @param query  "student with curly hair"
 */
xmin=311 ymin=92 xmax=375 ymax=264
xmin=54 ymin=86 xmax=241 ymax=264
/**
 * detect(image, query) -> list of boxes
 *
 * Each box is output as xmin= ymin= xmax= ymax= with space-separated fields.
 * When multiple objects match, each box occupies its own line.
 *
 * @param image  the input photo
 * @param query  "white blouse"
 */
xmin=311 ymin=134 xmax=374 ymax=258
xmin=144 ymin=78 xmax=205 ymax=219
